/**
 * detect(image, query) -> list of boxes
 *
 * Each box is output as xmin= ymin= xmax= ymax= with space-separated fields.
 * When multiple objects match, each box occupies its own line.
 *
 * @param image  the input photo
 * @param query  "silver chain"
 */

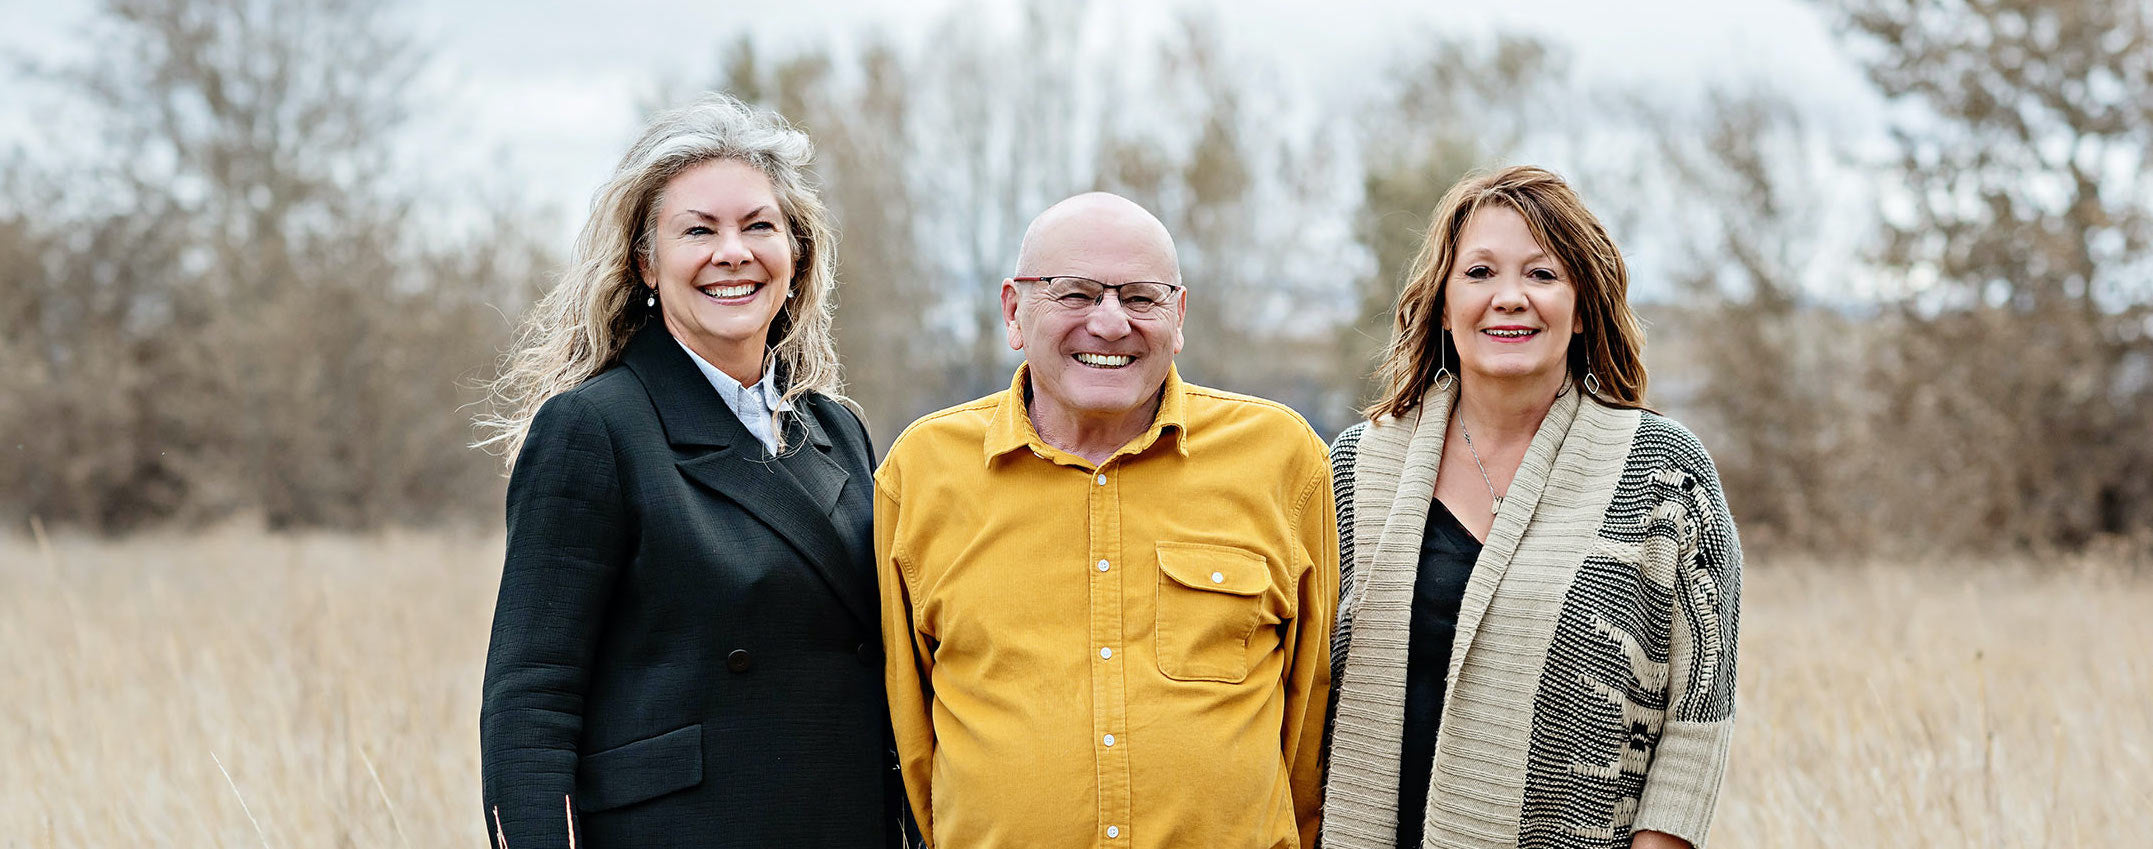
xmin=1459 ymin=417 xmax=1503 ymax=514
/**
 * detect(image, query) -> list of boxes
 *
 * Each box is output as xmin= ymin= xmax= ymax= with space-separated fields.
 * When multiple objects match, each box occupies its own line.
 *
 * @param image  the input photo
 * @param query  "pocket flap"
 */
xmin=577 ymin=724 xmax=704 ymax=812
xmin=1156 ymin=542 xmax=1268 ymax=596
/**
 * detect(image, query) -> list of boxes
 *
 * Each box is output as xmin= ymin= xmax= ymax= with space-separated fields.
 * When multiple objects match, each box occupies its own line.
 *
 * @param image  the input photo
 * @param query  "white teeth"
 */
xmin=702 ymin=283 xmax=757 ymax=298
xmin=1485 ymin=328 xmax=1537 ymax=338
xmin=1074 ymin=353 xmax=1133 ymax=368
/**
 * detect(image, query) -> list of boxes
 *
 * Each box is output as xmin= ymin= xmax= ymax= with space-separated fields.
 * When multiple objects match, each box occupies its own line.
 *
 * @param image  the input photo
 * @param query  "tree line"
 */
xmin=2 ymin=0 xmax=2146 ymax=555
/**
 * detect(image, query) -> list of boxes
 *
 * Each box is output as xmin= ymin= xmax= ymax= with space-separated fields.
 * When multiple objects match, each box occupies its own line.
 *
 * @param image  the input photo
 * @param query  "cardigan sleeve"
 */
xmin=1327 ymin=421 xmax=1367 ymax=675
xmin=1632 ymin=426 xmax=1743 ymax=846
xmin=1318 ymin=421 xmax=1367 ymax=784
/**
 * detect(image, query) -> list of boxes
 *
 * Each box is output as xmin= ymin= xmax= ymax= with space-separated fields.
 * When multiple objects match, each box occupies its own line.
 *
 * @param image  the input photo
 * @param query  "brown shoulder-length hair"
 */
xmin=1365 ymin=165 xmax=1649 ymax=421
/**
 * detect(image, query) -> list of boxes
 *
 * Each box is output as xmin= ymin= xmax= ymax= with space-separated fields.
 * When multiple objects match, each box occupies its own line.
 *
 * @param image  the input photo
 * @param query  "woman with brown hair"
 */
xmin=1321 ymin=166 xmax=1741 ymax=849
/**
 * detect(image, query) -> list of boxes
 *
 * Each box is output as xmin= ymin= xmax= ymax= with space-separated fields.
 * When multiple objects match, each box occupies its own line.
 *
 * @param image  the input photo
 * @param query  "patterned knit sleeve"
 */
xmin=1632 ymin=416 xmax=1743 ymax=846
xmin=1326 ymin=421 xmax=1367 ymax=675
xmin=1319 ymin=421 xmax=1367 ymax=791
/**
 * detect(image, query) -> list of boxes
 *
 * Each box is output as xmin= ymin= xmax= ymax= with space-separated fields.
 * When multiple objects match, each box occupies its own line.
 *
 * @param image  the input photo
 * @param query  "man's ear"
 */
xmin=1171 ymin=287 xmax=1188 ymax=354
xmin=1001 ymin=280 xmax=1025 ymax=351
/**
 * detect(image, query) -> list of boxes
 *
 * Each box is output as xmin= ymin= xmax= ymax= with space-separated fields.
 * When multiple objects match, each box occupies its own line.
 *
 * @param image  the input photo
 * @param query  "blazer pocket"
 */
xmin=1154 ymin=542 xmax=1269 ymax=683
xmin=577 ymin=724 xmax=705 ymax=813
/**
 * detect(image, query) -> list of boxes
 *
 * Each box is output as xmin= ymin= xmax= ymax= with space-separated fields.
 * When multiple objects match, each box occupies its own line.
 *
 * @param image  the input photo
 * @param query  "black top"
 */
xmin=1396 ymin=497 xmax=1482 ymax=847
xmin=481 ymin=323 xmax=899 ymax=849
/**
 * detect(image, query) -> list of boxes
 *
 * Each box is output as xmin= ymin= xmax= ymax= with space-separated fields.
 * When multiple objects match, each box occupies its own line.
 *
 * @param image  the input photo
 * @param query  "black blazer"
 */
xmin=481 ymin=322 xmax=895 ymax=849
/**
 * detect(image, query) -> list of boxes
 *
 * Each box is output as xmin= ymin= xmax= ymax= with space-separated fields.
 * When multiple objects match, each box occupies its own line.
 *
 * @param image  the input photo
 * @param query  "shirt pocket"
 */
xmin=1153 ymin=541 xmax=1270 ymax=683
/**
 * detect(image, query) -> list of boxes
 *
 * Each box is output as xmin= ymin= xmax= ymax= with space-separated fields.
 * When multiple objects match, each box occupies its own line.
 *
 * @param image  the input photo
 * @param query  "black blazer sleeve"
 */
xmin=481 ymin=392 xmax=634 ymax=847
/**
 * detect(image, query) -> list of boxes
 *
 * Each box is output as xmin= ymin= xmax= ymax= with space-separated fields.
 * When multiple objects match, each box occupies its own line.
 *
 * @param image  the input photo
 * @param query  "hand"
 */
xmin=1631 ymin=830 xmax=1692 ymax=849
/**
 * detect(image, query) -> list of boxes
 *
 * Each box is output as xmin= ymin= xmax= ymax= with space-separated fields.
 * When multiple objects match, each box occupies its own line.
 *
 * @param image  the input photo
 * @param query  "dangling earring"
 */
xmin=1567 ymin=335 xmax=1600 ymax=398
xmin=1577 ymin=335 xmax=1601 ymax=396
xmin=1432 ymin=329 xmax=1455 ymax=391
xmin=646 ymin=289 xmax=656 ymax=308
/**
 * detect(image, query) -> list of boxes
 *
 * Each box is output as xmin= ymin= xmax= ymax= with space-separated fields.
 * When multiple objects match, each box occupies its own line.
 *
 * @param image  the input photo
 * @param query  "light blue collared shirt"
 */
xmin=675 ymin=340 xmax=791 ymax=456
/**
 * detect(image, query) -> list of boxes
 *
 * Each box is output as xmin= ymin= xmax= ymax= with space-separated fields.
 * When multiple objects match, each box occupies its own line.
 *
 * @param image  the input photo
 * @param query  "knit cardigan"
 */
xmin=1320 ymin=385 xmax=1741 ymax=849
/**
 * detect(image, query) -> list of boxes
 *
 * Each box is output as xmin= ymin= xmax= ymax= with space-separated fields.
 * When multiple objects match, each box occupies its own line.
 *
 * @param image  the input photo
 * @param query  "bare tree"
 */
xmin=2 ymin=0 xmax=546 ymax=530
xmin=1823 ymin=0 xmax=2153 ymax=548
xmin=1650 ymin=88 xmax=1886 ymax=550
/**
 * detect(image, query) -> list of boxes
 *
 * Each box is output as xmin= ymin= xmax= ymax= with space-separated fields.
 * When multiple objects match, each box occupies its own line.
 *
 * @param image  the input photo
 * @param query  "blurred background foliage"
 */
xmin=1 ymin=0 xmax=2147 ymax=556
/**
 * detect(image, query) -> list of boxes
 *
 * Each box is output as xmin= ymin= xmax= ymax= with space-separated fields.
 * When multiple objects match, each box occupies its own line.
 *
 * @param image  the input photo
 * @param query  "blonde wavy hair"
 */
xmin=1366 ymin=165 xmax=1649 ymax=421
xmin=477 ymin=93 xmax=845 ymax=467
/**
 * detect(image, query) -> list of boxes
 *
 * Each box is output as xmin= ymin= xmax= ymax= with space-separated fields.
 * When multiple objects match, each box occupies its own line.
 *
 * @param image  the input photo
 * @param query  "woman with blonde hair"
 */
xmin=1322 ymin=166 xmax=1741 ymax=849
xmin=477 ymin=93 xmax=897 ymax=848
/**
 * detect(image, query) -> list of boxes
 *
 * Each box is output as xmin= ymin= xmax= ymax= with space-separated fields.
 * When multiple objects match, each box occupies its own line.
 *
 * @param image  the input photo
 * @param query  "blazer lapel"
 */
xmin=676 ymin=449 xmax=874 ymax=630
xmin=778 ymin=401 xmax=848 ymax=516
xmin=767 ymin=403 xmax=878 ymax=630
xmin=621 ymin=324 xmax=875 ymax=631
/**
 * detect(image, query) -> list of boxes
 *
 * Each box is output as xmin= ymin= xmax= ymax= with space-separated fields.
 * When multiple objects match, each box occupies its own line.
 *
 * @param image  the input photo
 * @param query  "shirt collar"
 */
xmin=984 ymin=362 xmax=1191 ymax=465
xmin=674 ymin=339 xmax=791 ymax=414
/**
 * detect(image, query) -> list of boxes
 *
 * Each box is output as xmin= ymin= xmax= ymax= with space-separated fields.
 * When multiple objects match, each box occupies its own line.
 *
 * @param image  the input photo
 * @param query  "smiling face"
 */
xmin=1003 ymin=194 xmax=1185 ymax=432
xmin=641 ymin=158 xmax=795 ymax=382
xmin=1442 ymin=203 xmax=1581 ymax=387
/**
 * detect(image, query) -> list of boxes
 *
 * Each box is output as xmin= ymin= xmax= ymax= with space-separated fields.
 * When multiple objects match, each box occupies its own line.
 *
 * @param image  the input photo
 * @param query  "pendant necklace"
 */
xmin=1459 ymin=417 xmax=1503 ymax=515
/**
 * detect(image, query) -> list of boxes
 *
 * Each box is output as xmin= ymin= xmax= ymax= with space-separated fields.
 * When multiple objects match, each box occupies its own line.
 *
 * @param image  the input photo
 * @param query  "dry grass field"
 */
xmin=4 ymin=527 xmax=2149 ymax=847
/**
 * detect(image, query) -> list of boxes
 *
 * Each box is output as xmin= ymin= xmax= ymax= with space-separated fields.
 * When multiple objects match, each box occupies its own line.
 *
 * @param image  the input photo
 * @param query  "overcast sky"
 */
xmin=0 ymin=0 xmax=1875 ymax=206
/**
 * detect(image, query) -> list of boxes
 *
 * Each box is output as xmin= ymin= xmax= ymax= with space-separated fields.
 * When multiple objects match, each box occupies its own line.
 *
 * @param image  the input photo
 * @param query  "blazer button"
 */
xmin=856 ymin=642 xmax=883 ymax=667
xmin=726 ymin=649 xmax=754 ymax=673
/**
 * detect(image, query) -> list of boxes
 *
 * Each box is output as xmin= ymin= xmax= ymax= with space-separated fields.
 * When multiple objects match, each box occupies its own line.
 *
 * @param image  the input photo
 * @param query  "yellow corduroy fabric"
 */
xmin=875 ymin=364 xmax=1338 ymax=849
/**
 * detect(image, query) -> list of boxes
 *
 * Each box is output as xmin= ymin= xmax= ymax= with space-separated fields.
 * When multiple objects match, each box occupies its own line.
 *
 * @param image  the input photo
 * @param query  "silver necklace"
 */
xmin=1458 ymin=417 xmax=1503 ymax=514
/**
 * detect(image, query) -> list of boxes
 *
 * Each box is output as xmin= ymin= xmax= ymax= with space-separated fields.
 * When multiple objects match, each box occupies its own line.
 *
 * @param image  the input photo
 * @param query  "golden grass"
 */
xmin=2 ymin=524 xmax=498 ymax=847
xmin=3 ymin=529 xmax=2147 ymax=846
xmin=1715 ymin=553 xmax=2153 ymax=846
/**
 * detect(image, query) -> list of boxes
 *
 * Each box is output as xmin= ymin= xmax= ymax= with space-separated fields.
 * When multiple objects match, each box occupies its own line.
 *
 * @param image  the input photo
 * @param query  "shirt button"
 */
xmin=1210 ymin=571 xmax=1225 ymax=584
xmin=1095 ymin=474 xmax=1107 ymax=485
xmin=726 ymin=649 xmax=753 ymax=673
xmin=1107 ymin=826 xmax=1120 ymax=838
xmin=1100 ymin=647 xmax=1112 ymax=659
xmin=1103 ymin=733 xmax=1115 ymax=747
xmin=1097 ymin=559 xmax=1110 ymax=572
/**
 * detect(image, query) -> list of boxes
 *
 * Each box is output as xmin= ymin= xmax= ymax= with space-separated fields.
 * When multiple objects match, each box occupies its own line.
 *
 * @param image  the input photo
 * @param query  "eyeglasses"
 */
xmin=1012 ymin=276 xmax=1185 ymax=316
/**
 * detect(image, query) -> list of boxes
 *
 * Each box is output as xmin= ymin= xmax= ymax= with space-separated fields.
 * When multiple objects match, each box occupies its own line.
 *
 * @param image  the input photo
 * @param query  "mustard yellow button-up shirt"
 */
xmin=875 ymin=365 xmax=1338 ymax=849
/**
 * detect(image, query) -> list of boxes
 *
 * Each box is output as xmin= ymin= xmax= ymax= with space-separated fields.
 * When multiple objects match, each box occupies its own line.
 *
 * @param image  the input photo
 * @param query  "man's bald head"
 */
xmin=1014 ymin=192 xmax=1181 ymax=285
xmin=1000 ymin=191 xmax=1188 ymax=445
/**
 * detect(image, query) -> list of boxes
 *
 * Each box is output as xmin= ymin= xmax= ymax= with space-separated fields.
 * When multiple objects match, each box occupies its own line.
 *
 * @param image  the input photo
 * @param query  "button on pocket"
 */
xmin=1153 ymin=542 xmax=1272 ymax=683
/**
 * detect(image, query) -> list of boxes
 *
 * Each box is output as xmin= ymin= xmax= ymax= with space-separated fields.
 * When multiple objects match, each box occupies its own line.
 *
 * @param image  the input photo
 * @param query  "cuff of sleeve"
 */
xmin=1632 ymin=718 xmax=1734 ymax=847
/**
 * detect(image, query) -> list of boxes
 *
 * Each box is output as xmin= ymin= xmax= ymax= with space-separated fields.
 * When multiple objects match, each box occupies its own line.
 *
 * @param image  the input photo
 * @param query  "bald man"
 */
xmin=874 ymin=193 xmax=1338 ymax=849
